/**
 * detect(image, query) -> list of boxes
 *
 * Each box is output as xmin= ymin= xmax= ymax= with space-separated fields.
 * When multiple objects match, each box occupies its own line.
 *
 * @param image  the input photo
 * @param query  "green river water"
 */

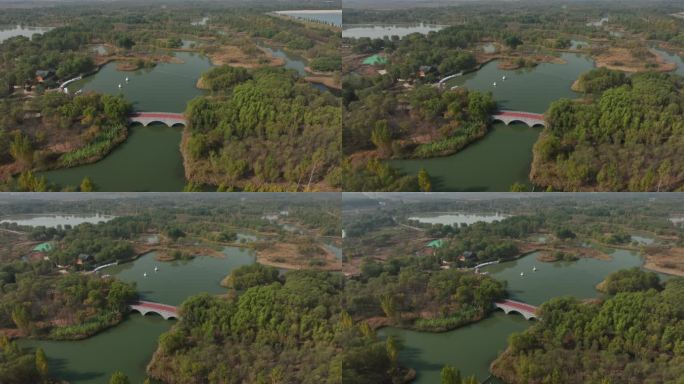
xmin=38 ymin=45 xmax=328 ymax=191
xmin=14 ymin=212 xmax=671 ymax=384
xmin=40 ymin=51 xmax=212 ymax=191
xmin=391 ymin=52 xmax=596 ymax=191
xmin=21 ymin=247 xmax=255 ymax=384
xmin=382 ymin=241 xmax=669 ymax=383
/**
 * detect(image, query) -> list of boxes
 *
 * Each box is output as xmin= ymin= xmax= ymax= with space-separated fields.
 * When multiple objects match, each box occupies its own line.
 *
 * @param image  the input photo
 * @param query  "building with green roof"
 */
xmin=32 ymin=242 xmax=53 ymax=252
xmin=426 ymin=239 xmax=444 ymax=248
xmin=362 ymin=54 xmax=388 ymax=66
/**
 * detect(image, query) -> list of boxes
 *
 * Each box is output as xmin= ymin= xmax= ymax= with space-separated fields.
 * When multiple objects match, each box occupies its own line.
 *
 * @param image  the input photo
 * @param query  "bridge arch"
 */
xmin=493 ymin=299 xmax=538 ymax=321
xmin=490 ymin=110 xmax=546 ymax=128
xmin=128 ymin=300 xmax=179 ymax=321
xmin=496 ymin=307 xmax=537 ymax=321
xmin=127 ymin=112 xmax=187 ymax=128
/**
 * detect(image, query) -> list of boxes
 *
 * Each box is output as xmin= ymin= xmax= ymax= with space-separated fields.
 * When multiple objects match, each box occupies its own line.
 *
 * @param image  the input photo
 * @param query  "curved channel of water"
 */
xmin=20 ymin=247 xmax=255 ymax=383
xmin=40 ymin=123 xmax=186 ymax=192
xmin=38 ymin=51 xmax=212 ymax=191
xmin=391 ymin=52 xmax=596 ymax=191
xmin=390 ymin=122 xmax=540 ymax=191
xmin=70 ymin=51 xmax=211 ymax=112
xmin=383 ymin=235 xmax=668 ymax=383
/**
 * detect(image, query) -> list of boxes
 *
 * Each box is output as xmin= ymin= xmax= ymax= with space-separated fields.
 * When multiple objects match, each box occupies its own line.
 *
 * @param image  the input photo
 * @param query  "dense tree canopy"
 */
xmin=492 ymin=276 xmax=684 ymax=383
xmin=184 ymin=68 xmax=340 ymax=191
xmin=532 ymin=71 xmax=684 ymax=191
xmin=0 ymin=273 xmax=136 ymax=340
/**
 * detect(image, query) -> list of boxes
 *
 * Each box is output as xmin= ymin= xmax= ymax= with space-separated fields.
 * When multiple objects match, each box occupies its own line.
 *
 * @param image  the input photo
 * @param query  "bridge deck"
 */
xmin=492 ymin=110 xmax=544 ymax=120
xmin=130 ymin=112 xmax=185 ymax=120
xmin=498 ymin=299 xmax=537 ymax=313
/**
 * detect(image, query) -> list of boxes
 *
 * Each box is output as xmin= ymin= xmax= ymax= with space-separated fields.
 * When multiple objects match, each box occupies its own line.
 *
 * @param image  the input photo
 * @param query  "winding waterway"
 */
xmin=20 ymin=248 xmax=255 ymax=383
xmin=38 ymin=51 xmax=212 ymax=191
xmin=391 ymin=52 xmax=596 ymax=191
xmin=70 ymin=51 xmax=211 ymax=112
xmin=40 ymin=123 xmax=186 ymax=192
xmin=382 ymin=234 xmax=667 ymax=383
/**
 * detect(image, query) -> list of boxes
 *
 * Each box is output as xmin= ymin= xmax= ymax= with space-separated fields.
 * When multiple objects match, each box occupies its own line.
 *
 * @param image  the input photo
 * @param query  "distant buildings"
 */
xmin=35 ymin=69 xmax=55 ymax=83
xmin=459 ymin=251 xmax=476 ymax=262
xmin=418 ymin=65 xmax=433 ymax=78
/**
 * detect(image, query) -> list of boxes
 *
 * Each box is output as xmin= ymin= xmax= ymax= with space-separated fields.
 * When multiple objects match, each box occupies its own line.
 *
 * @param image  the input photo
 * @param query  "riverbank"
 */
xmin=203 ymin=43 xmax=285 ymax=68
xmin=0 ymin=114 xmax=130 ymax=188
xmin=179 ymin=121 xmax=338 ymax=192
xmin=256 ymin=242 xmax=341 ymax=271
xmin=593 ymin=47 xmax=677 ymax=73
xmin=643 ymin=247 xmax=684 ymax=277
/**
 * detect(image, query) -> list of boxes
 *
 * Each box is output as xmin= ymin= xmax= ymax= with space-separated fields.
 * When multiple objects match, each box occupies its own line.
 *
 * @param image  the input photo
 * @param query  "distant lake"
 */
xmin=0 ymin=213 xmax=114 ymax=228
xmin=408 ymin=212 xmax=509 ymax=226
xmin=275 ymin=10 xmax=342 ymax=27
xmin=670 ymin=216 xmax=684 ymax=226
xmin=343 ymin=23 xmax=444 ymax=39
xmin=0 ymin=25 xmax=52 ymax=42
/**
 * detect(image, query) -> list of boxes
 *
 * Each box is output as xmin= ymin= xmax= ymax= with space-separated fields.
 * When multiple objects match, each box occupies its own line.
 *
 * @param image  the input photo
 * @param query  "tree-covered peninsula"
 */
xmin=491 ymin=270 xmax=684 ymax=383
xmin=532 ymin=70 xmax=684 ymax=191
xmin=184 ymin=67 xmax=341 ymax=192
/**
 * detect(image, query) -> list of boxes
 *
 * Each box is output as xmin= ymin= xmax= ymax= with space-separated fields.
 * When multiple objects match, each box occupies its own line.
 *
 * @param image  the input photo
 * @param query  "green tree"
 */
xmin=11 ymin=306 xmax=30 ymax=332
xmin=440 ymin=365 xmax=461 ymax=384
xmin=35 ymin=347 xmax=49 ymax=380
xmin=504 ymin=36 xmax=523 ymax=49
xmin=386 ymin=336 xmax=399 ymax=370
xmin=418 ymin=168 xmax=432 ymax=192
xmin=9 ymin=133 xmax=33 ymax=165
xmin=371 ymin=120 xmax=392 ymax=156
xmin=509 ymin=182 xmax=527 ymax=192
xmin=79 ymin=176 xmax=94 ymax=192
xmin=380 ymin=294 xmax=396 ymax=319
xmin=109 ymin=371 xmax=130 ymax=384
xmin=17 ymin=171 xmax=47 ymax=192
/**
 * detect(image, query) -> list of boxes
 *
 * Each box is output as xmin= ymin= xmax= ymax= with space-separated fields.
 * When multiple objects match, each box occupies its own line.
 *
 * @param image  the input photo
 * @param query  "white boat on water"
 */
xmin=493 ymin=82 xmax=497 ymax=86
xmin=520 ymin=272 xmax=524 ymax=276
xmin=143 ymin=272 xmax=147 ymax=277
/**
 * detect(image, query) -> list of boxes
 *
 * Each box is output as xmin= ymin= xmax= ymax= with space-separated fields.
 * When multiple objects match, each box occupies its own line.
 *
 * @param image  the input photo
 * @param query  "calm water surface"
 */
xmin=0 ymin=25 xmax=52 ymax=42
xmin=408 ymin=212 xmax=509 ymax=226
xmin=71 ymin=51 xmax=211 ymax=112
xmin=381 ymin=313 xmax=528 ymax=383
xmin=275 ymin=10 xmax=342 ymax=27
xmin=41 ymin=123 xmax=186 ymax=192
xmin=391 ymin=122 xmax=540 ymax=191
xmin=386 ymin=236 xmax=668 ymax=381
xmin=21 ymin=247 xmax=255 ymax=383
xmin=391 ymin=52 xmax=596 ymax=191
xmin=0 ymin=213 xmax=114 ymax=228
xmin=343 ymin=23 xmax=444 ymax=39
